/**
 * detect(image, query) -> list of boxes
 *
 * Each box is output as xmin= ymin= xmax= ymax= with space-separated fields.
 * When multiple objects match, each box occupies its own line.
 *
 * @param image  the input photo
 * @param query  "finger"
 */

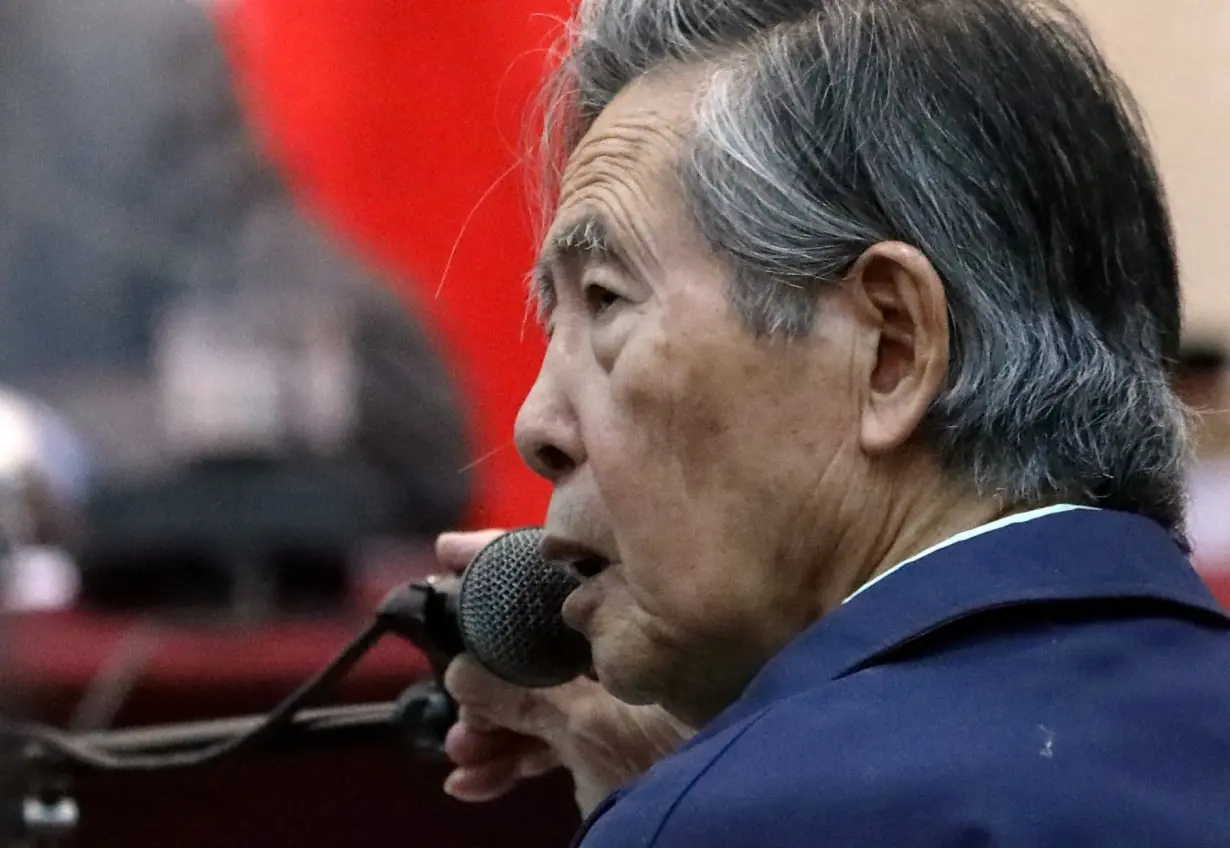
xmin=443 ymin=722 xmax=521 ymax=766
xmin=443 ymin=758 xmax=521 ymax=803
xmin=434 ymin=530 xmax=506 ymax=571
xmin=444 ymin=655 xmax=564 ymax=737
xmin=516 ymin=745 xmax=561 ymax=779
xmin=455 ymin=706 xmax=496 ymax=732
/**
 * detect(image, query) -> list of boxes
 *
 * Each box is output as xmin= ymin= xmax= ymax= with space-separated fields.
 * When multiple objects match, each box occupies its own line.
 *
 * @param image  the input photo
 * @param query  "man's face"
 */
xmin=516 ymin=73 xmax=868 ymax=722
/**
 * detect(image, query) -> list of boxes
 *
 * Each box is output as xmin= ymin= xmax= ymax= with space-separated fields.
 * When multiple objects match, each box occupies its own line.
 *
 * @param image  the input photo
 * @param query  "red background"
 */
xmin=215 ymin=0 xmax=573 ymax=531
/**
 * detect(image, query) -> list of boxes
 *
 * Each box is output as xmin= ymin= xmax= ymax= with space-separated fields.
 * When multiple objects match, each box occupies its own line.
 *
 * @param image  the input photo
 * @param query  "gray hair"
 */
xmin=536 ymin=0 xmax=1191 ymax=541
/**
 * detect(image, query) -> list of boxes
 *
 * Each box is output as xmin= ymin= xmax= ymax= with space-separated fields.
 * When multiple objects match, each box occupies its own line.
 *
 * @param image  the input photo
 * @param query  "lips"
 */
xmin=560 ymin=564 xmax=614 ymax=632
xmin=541 ymin=535 xmax=615 ymax=633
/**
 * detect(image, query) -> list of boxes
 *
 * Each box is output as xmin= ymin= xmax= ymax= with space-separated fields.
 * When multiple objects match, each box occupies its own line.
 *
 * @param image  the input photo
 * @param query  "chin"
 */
xmin=593 ymin=622 xmax=760 ymax=725
xmin=595 ymin=666 xmax=658 ymax=707
xmin=590 ymin=635 xmax=664 ymax=707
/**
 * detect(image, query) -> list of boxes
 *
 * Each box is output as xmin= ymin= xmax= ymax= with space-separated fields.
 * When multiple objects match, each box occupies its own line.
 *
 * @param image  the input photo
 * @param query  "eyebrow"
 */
xmin=530 ymin=213 xmax=621 ymax=323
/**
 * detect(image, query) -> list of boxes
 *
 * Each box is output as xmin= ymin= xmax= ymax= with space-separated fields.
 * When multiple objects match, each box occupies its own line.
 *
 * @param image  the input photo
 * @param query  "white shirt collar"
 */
xmin=843 ymin=503 xmax=1098 ymax=604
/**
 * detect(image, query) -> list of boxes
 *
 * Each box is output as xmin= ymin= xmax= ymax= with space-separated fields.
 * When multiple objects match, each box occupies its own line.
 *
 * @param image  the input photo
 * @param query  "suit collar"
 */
xmin=840 ymin=503 xmax=1098 ymax=604
xmin=705 ymin=508 xmax=1228 ymax=736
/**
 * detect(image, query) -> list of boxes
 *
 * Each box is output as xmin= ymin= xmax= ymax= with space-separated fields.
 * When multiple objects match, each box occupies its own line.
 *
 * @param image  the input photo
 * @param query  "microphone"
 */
xmin=446 ymin=526 xmax=592 ymax=688
xmin=381 ymin=527 xmax=592 ymax=753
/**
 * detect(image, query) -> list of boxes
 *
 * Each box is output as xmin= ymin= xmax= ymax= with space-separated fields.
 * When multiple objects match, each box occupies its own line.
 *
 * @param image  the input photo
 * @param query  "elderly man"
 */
xmin=442 ymin=0 xmax=1230 ymax=844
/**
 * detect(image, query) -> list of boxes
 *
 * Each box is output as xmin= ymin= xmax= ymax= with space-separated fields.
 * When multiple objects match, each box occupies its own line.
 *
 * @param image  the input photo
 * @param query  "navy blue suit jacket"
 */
xmin=576 ymin=509 xmax=1230 ymax=846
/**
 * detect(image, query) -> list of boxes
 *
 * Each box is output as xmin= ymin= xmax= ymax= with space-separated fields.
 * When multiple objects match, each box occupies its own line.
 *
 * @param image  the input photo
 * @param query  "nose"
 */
xmin=515 ymin=356 xmax=585 ymax=483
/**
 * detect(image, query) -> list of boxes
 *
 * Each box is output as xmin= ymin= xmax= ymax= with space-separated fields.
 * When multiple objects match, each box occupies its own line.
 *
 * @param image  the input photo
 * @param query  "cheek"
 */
xmin=597 ymin=330 xmax=792 ymax=516
xmin=583 ymin=335 xmax=764 ymax=592
xmin=581 ymin=329 xmax=851 ymax=612
xmin=590 ymin=332 xmax=728 ymax=508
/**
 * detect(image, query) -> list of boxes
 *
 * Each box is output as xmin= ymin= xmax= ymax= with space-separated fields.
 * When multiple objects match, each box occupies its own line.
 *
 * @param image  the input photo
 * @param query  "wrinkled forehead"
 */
xmin=556 ymin=72 xmax=700 ymax=200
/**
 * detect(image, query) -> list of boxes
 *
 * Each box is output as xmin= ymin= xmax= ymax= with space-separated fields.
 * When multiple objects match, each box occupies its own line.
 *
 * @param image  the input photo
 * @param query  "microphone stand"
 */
xmin=1 ymin=577 xmax=463 ymax=846
xmin=76 ymin=702 xmax=398 ymax=757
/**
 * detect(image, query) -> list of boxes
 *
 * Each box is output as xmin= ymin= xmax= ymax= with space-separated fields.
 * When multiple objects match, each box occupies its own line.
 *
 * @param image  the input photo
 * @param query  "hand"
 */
xmin=436 ymin=530 xmax=694 ymax=816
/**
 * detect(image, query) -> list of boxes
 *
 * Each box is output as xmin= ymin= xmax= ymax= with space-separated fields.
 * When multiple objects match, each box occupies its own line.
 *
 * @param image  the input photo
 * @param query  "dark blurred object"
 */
xmin=80 ymin=460 xmax=393 ymax=615
xmin=1176 ymin=339 xmax=1228 ymax=372
xmin=69 ymin=747 xmax=579 ymax=848
xmin=0 ymin=0 xmax=472 ymax=615
xmin=1174 ymin=337 xmax=1230 ymax=457
xmin=1174 ymin=338 xmax=1228 ymax=400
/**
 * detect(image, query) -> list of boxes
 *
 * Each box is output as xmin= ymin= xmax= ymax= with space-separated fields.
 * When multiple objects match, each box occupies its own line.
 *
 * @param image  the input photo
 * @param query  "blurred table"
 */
xmin=6 ymin=607 xmax=580 ymax=847
xmin=9 ymin=609 xmax=426 ymax=726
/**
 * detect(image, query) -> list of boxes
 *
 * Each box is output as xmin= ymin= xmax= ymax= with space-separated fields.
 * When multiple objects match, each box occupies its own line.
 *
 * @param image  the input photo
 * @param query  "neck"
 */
xmin=845 ymin=477 xmax=1031 ymax=605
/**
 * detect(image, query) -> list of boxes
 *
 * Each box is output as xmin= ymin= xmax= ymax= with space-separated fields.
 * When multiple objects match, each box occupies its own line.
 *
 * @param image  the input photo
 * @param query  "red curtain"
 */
xmin=213 ymin=0 xmax=572 ymax=529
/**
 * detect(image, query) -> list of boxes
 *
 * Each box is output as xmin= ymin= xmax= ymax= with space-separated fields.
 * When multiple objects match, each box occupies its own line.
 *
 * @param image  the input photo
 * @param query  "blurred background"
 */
xmin=0 ymin=0 xmax=1225 ymax=845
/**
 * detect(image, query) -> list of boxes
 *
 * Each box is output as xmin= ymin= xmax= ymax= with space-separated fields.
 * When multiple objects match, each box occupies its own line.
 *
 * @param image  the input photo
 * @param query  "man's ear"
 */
xmin=844 ymin=241 xmax=951 ymax=455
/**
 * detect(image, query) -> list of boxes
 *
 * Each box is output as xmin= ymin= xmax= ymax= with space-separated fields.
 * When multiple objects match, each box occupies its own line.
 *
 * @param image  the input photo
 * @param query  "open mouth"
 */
xmin=571 ymin=556 xmax=611 ymax=580
xmin=541 ymin=535 xmax=615 ymax=582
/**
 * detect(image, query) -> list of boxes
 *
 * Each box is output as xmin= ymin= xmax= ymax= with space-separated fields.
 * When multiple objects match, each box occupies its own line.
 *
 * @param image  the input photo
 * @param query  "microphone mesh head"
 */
xmin=457 ymin=528 xmax=592 ymax=688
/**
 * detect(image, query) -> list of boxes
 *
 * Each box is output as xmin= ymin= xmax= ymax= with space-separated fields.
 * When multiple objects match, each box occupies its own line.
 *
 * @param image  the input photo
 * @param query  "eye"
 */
xmin=583 ymin=282 xmax=624 ymax=318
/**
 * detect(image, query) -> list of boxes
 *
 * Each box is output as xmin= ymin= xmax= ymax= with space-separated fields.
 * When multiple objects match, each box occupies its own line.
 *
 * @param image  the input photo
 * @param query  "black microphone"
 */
xmin=395 ymin=527 xmax=592 ymax=689
xmin=382 ymin=527 xmax=593 ymax=756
